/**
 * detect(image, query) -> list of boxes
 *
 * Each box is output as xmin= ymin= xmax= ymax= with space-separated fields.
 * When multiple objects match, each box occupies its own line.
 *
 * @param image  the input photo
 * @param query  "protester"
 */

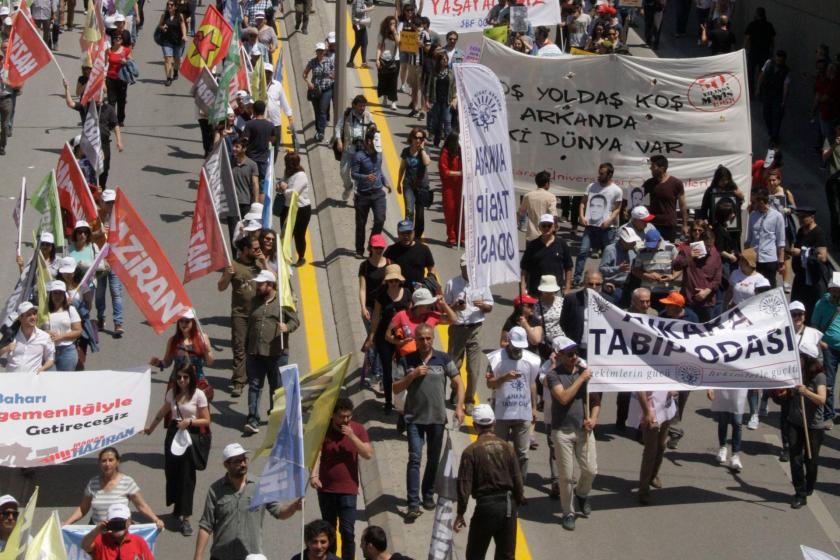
xmin=756 ymin=50 xmax=790 ymax=146
xmin=81 ymin=504 xmax=154 ymax=559
xmin=397 ymin=128 xmax=431 ymax=239
xmin=673 ymin=224 xmax=722 ymax=321
xmin=725 ymin=248 xmax=769 ymax=307
xmin=105 ymin=31 xmax=132 ymax=127
xmin=277 ymin=151 xmax=312 ymax=265
xmin=438 ymin=132 xmax=463 ymax=247
xmin=788 ymin=343 xmax=827 ymax=509
xmin=744 ymin=7 xmax=776 ymax=96
xmin=630 ymin=228 xmax=680 ymax=305
xmin=64 ymin=447 xmax=163 ymax=529
xmin=822 ymin=124 xmax=840 ymax=249
xmin=573 ymin=163 xmax=622 ymax=286
xmin=424 ymin=51 xmax=455 ymax=147
xmin=290 ymin=519 xmax=340 ymax=560
xmin=243 ymin=101 xmax=277 ymax=183
xmin=0 ymin=302 xmax=55 ymax=372
xmin=599 ymin=228 xmax=639 ymax=304
xmin=444 ymin=253 xmax=493 ymax=412
xmin=383 ymin=220 xmax=437 ymax=289
xmin=348 ymin=0 xmax=374 ymax=68
xmin=352 ymin=129 xmax=390 ymax=257
xmin=336 ymin=94 xmax=374 ymax=201
xmin=643 ymin=155 xmax=688 ymax=241
xmin=517 ymin=172 xmax=557 ymax=242
xmin=700 ymin=16 xmax=735 ymax=55
xmin=0 ymin=495 xmax=19 ymax=551
xmin=500 ymin=293 xmax=542 ymax=353
xmin=195 ymin=443 xmax=302 ymax=559
xmin=559 ymin=271 xmax=604 ymax=352
xmin=149 ymin=309 xmax=214 ymax=380
xmin=360 ymin=526 xmax=413 ymax=560
xmin=375 ymin=16 xmax=400 ymax=111
xmin=93 ymin=189 xmax=124 ymax=337
xmin=520 ymin=215 xmax=573 ymax=297
xmin=393 ymin=323 xmax=464 ymax=522
xmin=43 ymin=280 xmax=81 ymax=371
xmin=789 ymin=206 xmax=829 ymax=319
xmin=358 ymin=233 xmax=388 ymax=384
xmin=745 ymin=187 xmax=786 ymax=288
xmin=310 ymin=398 xmax=372 ymax=560
xmin=533 ymin=274 xmax=565 ymax=358
xmin=454 ymin=404 xmax=524 ymax=559
xmin=0 ymin=47 xmax=15 ymax=156
xmin=811 ymin=272 xmax=840 ymax=427
xmin=707 ymin=387 xmax=747 ymax=471
xmin=304 ymin=42 xmax=335 ymax=142
xmin=385 ymin=288 xmax=456 ymax=363
xmin=632 ymin=389 xmax=677 ymax=505
xmin=158 ymin=0 xmax=187 ymax=86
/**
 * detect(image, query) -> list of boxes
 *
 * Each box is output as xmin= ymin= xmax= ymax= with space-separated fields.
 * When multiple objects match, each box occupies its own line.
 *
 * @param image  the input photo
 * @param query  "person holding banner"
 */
xmin=277 ymin=151 xmax=312 ymax=265
xmin=15 ymin=231 xmax=60 ymax=278
xmin=80 ymin=503 xmax=154 ymax=559
xmin=643 ymin=155 xmax=688 ymax=242
xmin=811 ymin=273 xmax=840 ymax=427
xmin=520 ymin=215 xmax=573 ymax=298
xmin=43 ymin=280 xmax=81 ymax=371
xmin=1 ymin=302 xmax=55 ymax=372
xmin=706 ymin=387 xmax=747 ymax=472
xmin=633 ymin=389 xmax=677 ymax=505
xmin=788 ymin=343 xmax=827 ymax=509
xmin=573 ymin=163 xmax=623 ymax=287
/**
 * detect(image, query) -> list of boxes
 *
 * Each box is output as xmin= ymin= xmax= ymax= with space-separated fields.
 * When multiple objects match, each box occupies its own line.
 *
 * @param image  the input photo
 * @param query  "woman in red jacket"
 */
xmin=438 ymin=132 xmax=463 ymax=247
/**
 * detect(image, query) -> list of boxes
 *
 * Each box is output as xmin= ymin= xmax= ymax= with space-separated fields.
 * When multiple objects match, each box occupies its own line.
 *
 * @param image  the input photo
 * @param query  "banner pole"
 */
xmin=300 ymin=498 xmax=306 ymax=559
xmin=456 ymin=189 xmax=464 ymax=250
xmin=800 ymin=394 xmax=812 ymax=460
xmin=16 ymin=178 xmax=26 ymax=258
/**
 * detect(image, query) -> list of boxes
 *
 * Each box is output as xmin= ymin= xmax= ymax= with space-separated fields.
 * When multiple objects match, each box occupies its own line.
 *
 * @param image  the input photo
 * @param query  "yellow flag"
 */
xmin=24 ymin=511 xmax=66 ymax=560
xmin=0 ymin=488 xmax=38 ymax=560
xmin=256 ymin=354 xmax=352 ymax=470
xmin=80 ymin=0 xmax=101 ymax=47
xmin=250 ymin=55 xmax=268 ymax=103
xmin=483 ymin=25 xmax=508 ymax=44
xmin=281 ymin=191 xmax=298 ymax=265
xmin=276 ymin=191 xmax=298 ymax=311
xmin=35 ymin=247 xmax=50 ymax=327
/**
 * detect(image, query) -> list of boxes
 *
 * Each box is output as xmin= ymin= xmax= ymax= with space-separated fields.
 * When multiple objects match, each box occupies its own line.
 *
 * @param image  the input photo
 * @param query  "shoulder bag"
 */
xmin=176 ymin=403 xmax=211 ymax=471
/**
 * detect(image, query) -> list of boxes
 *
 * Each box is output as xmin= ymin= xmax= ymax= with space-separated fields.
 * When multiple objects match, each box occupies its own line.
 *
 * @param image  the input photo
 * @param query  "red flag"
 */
xmin=18 ymin=0 xmax=31 ymax=18
xmin=179 ymin=5 xmax=233 ymax=83
xmin=55 ymin=143 xmax=98 ymax=231
xmin=107 ymin=189 xmax=194 ymax=334
xmin=3 ymin=10 xmax=53 ymax=88
xmin=184 ymin=168 xmax=231 ymax=283
xmin=81 ymin=37 xmax=107 ymax=105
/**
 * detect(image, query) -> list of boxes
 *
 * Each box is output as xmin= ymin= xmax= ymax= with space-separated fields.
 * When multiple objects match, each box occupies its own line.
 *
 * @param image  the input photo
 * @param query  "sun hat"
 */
xmin=537 ymin=275 xmax=561 ymax=293
xmin=411 ymin=288 xmax=437 ymax=306
xmin=383 ymin=264 xmax=404 ymax=282
xmin=739 ymin=247 xmax=757 ymax=269
xmin=223 ymin=442 xmax=248 ymax=461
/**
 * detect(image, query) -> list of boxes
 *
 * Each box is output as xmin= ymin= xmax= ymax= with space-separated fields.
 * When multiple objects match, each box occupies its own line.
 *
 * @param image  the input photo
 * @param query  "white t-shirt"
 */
xmin=43 ymin=307 xmax=81 ymax=347
xmin=584 ymin=181 xmax=622 ymax=227
xmin=710 ymin=389 xmax=748 ymax=415
xmin=795 ymin=325 xmax=823 ymax=354
xmin=5 ymin=327 xmax=55 ymax=372
xmin=728 ymin=269 xmax=766 ymax=305
xmin=284 ymin=171 xmax=311 ymax=207
xmin=487 ymin=348 xmax=541 ymax=422
xmin=165 ymin=387 xmax=209 ymax=421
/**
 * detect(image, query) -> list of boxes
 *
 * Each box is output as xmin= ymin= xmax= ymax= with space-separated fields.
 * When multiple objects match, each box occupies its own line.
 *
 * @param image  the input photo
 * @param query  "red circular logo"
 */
xmin=687 ymin=72 xmax=743 ymax=112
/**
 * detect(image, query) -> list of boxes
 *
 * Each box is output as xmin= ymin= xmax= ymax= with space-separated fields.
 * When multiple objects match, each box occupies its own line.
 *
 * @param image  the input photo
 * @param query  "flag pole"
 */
xmin=456 ymin=189 xmax=464 ymax=250
xmin=800 ymin=394 xmax=812 ymax=460
xmin=16 ymin=178 xmax=26 ymax=258
xmin=300 ymin=498 xmax=306 ymax=559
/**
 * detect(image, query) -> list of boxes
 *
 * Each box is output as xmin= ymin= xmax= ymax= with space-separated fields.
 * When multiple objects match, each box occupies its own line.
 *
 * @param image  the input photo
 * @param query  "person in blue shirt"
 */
xmin=351 ymin=129 xmax=391 ymax=257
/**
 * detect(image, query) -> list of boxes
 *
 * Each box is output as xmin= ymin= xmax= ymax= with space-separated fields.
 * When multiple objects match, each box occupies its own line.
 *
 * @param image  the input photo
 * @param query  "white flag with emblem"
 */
xmin=80 ymin=101 xmax=104 ymax=175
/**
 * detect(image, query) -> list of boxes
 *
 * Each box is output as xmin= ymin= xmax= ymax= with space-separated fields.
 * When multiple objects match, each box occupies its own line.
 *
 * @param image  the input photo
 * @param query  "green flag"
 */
xmin=483 ymin=25 xmax=509 ymax=44
xmin=31 ymin=171 xmax=65 ymax=247
xmin=208 ymin=61 xmax=235 ymax=124
xmin=250 ymin=54 xmax=267 ymax=103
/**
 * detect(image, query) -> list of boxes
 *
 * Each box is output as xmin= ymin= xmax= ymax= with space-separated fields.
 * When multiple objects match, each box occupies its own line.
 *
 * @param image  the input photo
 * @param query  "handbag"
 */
xmin=416 ymin=186 xmax=434 ymax=208
xmin=306 ymin=85 xmax=322 ymax=101
xmin=176 ymin=403 xmax=211 ymax=471
xmin=153 ymin=26 xmax=166 ymax=46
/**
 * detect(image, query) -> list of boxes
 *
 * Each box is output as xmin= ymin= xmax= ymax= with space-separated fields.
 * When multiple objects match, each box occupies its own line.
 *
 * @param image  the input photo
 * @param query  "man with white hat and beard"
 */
xmin=454 ymin=403 xmax=524 ymax=560
xmin=0 ymin=302 xmax=55 ymax=372
xmin=195 ymin=443 xmax=302 ymax=560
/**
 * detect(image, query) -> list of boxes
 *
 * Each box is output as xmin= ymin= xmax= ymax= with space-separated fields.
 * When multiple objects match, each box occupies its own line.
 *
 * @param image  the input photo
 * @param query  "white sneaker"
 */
xmin=399 ymin=83 xmax=408 ymax=93
xmin=747 ymin=414 xmax=759 ymax=430
xmin=390 ymin=102 xmax=398 ymax=110
xmin=716 ymin=446 xmax=727 ymax=464
xmin=730 ymin=454 xmax=743 ymax=472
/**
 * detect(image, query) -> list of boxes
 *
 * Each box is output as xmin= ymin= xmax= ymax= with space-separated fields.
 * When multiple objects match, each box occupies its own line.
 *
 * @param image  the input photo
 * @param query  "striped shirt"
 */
xmin=84 ymin=474 xmax=140 ymax=523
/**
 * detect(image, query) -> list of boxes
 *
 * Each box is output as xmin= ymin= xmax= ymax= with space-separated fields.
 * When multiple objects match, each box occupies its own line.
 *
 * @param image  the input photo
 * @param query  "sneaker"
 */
xmin=231 ymin=384 xmax=244 ymax=397
xmin=390 ymin=102 xmax=398 ymax=110
xmin=575 ymin=494 xmax=591 ymax=517
xmin=791 ymin=496 xmax=807 ymax=509
xmin=399 ymin=83 xmax=408 ymax=93
xmin=783 ymin=282 xmax=792 ymax=293
xmin=561 ymin=513 xmax=575 ymax=531
xmin=730 ymin=454 xmax=743 ymax=472
xmin=666 ymin=437 xmax=679 ymax=450
xmin=404 ymin=507 xmax=422 ymax=523
xmin=716 ymin=446 xmax=728 ymax=464
xmin=747 ymin=414 xmax=759 ymax=430
xmin=244 ymin=422 xmax=259 ymax=434
xmin=422 ymin=495 xmax=435 ymax=510
xmin=181 ymin=519 xmax=193 ymax=536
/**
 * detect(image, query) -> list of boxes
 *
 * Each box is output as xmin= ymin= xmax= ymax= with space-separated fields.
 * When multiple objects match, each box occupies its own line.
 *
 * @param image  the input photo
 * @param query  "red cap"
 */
xmin=659 ymin=291 xmax=685 ymax=307
xmin=514 ymin=294 xmax=538 ymax=306
xmin=369 ymin=234 xmax=387 ymax=248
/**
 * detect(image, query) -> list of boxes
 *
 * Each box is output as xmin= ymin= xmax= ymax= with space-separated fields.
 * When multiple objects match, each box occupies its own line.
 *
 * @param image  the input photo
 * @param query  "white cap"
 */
xmin=243 ymin=219 xmax=262 ymax=232
xmin=799 ymin=341 xmax=820 ymax=359
xmin=754 ymin=275 xmax=771 ymax=289
xmin=472 ymin=404 xmax=495 ymax=426
xmin=789 ymin=301 xmax=806 ymax=313
xmin=508 ymin=326 xmax=529 ymax=349
xmin=3 ymin=16 xmax=11 ymax=25
xmin=226 ymin=106 xmax=235 ymax=116
xmin=58 ymin=256 xmax=77 ymax=274
xmin=631 ymin=206 xmax=654 ymax=222
xmin=0 ymin=495 xmax=18 ymax=508
xmin=411 ymin=288 xmax=437 ymax=306
xmin=254 ymin=9 xmax=265 ymax=18
xmin=243 ymin=212 xmax=262 ymax=221
xmin=0 ymin=6 xmax=10 ymax=15
xmin=829 ymin=271 xmax=840 ymax=290
xmin=104 ymin=15 xmax=116 ymax=28
xmin=181 ymin=308 xmax=196 ymax=320
xmin=250 ymin=44 xmax=262 ymax=56
xmin=373 ymin=132 xmax=382 ymax=153
xmin=223 ymin=442 xmax=248 ymax=461
xmin=235 ymin=89 xmax=250 ymax=99
xmin=246 ymin=556 xmax=268 ymax=560
xmin=538 ymin=213 xmax=554 ymax=224
xmin=248 ymin=202 xmax=264 ymax=214
xmin=264 ymin=62 xmax=274 ymax=72
xmin=170 ymin=427 xmax=192 ymax=456
xmin=48 ymin=280 xmax=67 ymax=293
xmin=113 ymin=12 xmax=126 ymax=22
xmin=74 ymin=219 xmax=91 ymax=230
xmin=459 ymin=253 xmax=467 ymax=266
xmin=552 ymin=335 xmax=578 ymax=353
xmin=327 ymin=31 xmax=336 ymax=43
xmin=17 ymin=302 xmax=35 ymax=316
xmin=107 ymin=503 xmax=131 ymax=521
xmin=315 ymin=42 xmax=326 ymax=51
xmin=254 ymin=270 xmax=276 ymax=284
xmin=537 ymin=274 xmax=561 ymax=293
xmin=101 ymin=189 xmax=117 ymax=202
xmin=39 ymin=231 xmax=55 ymax=244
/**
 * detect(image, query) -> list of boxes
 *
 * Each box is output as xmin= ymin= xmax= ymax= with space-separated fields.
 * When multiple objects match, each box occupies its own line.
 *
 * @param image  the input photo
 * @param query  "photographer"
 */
xmin=335 ymin=95 xmax=375 ymax=202
xmin=81 ymin=504 xmax=154 ymax=559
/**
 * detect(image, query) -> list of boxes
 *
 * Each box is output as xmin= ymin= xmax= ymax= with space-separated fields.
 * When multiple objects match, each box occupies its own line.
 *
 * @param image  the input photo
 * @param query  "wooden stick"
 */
xmin=584 ymin=388 xmax=591 ymax=453
xmin=800 ymin=394 xmax=812 ymax=460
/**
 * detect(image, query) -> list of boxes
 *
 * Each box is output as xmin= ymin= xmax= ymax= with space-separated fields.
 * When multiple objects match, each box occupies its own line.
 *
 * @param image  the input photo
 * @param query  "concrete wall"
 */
xmin=732 ymin=0 xmax=840 ymax=113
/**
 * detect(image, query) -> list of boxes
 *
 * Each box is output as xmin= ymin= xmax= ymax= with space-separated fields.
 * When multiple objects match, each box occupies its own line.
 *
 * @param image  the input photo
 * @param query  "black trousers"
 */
xmin=198 ymin=118 xmax=214 ymax=157
xmin=279 ymin=203 xmax=312 ymax=261
xmin=99 ymin=140 xmax=112 ymax=188
xmin=465 ymin=495 xmax=517 ymax=560
xmin=164 ymin=425 xmax=198 ymax=516
xmin=106 ymin=77 xmax=128 ymax=126
xmin=755 ymin=261 xmax=779 ymax=288
xmin=616 ymin=392 xmax=631 ymax=427
xmin=355 ymin=190 xmax=386 ymax=253
xmin=788 ymin=423 xmax=824 ymax=498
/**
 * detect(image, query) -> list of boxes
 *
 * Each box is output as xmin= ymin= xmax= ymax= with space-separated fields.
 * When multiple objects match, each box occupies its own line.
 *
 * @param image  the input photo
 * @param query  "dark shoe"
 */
xmin=638 ymin=492 xmax=651 ymax=505
xmin=173 ymin=69 xmax=178 ymax=79
xmin=408 ymin=109 xmax=418 ymax=118
xmin=791 ymin=496 xmax=807 ymax=509
xmin=404 ymin=507 xmax=422 ymax=523
xmin=231 ymin=384 xmax=244 ymax=397
xmin=296 ymin=258 xmax=306 ymax=266
xmin=779 ymin=448 xmax=789 ymax=462
xmin=165 ymin=78 xmax=172 ymax=86
xmin=244 ymin=422 xmax=259 ymax=434
xmin=575 ymin=494 xmax=591 ymax=517
xmin=384 ymin=402 xmax=393 ymax=414
xmin=346 ymin=61 xmax=355 ymax=68
xmin=807 ymin=488 xmax=814 ymax=496
xmin=96 ymin=319 xmax=105 ymax=330
xmin=549 ymin=482 xmax=560 ymax=500
xmin=666 ymin=437 xmax=679 ymax=450
xmin=561 ymin=513 xmax=575 ymax=531
xmin=113 ymin=325 xmax=124 ymax=339
xmin=181 ymin=519 xmax=193 ymax=536
xmin=301 ymin=27 xmax=308 ymax=34
xmin=0 ymin=147 xmax=6 ymax=156
xmin=650 ymin=477 xmax=662 ymax=489
xmin=615 ymin=422 xmax=626 ymax=433
xmin=422 ymin=495 xmax=435 ymax=510
xmin=396 ymin=414 xmax=406 ymax=435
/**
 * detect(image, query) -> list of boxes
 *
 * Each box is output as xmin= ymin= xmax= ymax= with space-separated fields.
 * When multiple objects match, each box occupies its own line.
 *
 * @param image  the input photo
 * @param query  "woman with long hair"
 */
xmin=788 ymin=345 xmax=827 ymax=509
xmin=157 ymin=0 xmax=186 ymax=86
xmin=43 ymin=280 xmax=82 ymax=371
xmin=348 ymin=0 xmax=374 ymax=68
xmin=16 ymin=231 xmax=59 ymax=278
xmin=149 ymin=309 xmax=214 ymax=380
xmin=439 ymin=132 xmax=463 ymax=247
xmin=259 ymin=228 xmax=279 ymax=272
xmin=425 ymin=51 xmax=456 ymax=147
xmin=277 ymin=151 xmax=312 ymax=266
xmin=144 ymin=363 xmax=211 ymax=536
xmin=358 ymin=234 xmax=389 ymax=388
xmin=375 ymin=16 xmax=400 ymax=110
xmin=397 ymin=127 xmax=431 ymax=238
xmin=105 ymin=30 xmax=132 ymax=127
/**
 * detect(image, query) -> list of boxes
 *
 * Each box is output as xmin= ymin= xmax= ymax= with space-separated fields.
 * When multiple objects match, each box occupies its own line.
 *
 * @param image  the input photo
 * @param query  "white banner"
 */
xmin=0 ymin=369 xmax=150 ymax=468
xmin=427 ymin=0 xmax=560 ymax=33
xmin=479 ymin=40 xmax=753 ymax=207
xmin=586 ymin=289 xmax=801 ymax=392
xmin=455 ymin=63 xmax=519 ymax=290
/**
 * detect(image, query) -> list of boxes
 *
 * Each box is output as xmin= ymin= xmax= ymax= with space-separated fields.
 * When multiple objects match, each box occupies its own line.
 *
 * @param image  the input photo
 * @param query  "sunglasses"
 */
xmin=414 ymin=135 xmax=425 ymax=140
xmin=1 ymin=510 xmax=19 ymax=519
xmin=560 ymin=350 xmax=578 ymax=357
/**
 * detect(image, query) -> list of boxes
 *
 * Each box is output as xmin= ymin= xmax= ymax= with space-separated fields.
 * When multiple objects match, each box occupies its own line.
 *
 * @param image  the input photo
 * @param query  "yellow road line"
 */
xmin=344 ymin=17 xmax=533 ymax=556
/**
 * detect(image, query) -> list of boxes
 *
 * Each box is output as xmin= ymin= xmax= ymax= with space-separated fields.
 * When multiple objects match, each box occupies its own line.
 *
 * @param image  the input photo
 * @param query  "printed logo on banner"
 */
xmin=677 ymin=364 xmax=702 ymax=386
xmin=687 ymin=72 xmax=742 ymax=112
xmin=759 ymin=292 xmax=786 ymax=317
xmin=467 ymin=90 xmax=502 ymax=132
xmin=589 ymin=295 xmax=609 ymax=317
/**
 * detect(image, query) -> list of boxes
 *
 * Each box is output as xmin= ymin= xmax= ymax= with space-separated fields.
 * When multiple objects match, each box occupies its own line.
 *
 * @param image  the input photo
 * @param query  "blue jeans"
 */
xmin=246 ymin=354 xmax=288 ymax=426
xmin=427 ymin=101 xmax=451 ymax=146
xmin=822 ymin=346 xmax=840 ymax=422
xmin=317 ymin=492 xmax=357 ymax=560
xmin=574 ymin=226 xmax=616 ymax=285
xmin=53 ymin=344 xmax=78 ymax=371
xmin=95 ymin=270 xmax=124 ymax=327
xmin=311 ymin=86 xmax=334 ymax=135
xmin=402 ymin=185 xmax=425 ymax=238
xmin=406 ymin=423 xmax=445 ymax=508
xmin=716 ymin=412 xmax=742 ymax=453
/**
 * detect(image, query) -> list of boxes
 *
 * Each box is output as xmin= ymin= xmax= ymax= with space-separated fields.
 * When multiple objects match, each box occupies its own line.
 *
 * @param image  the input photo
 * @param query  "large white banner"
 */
xmin=427 ymin=0 xmax=560 ymax=33
xmin=0 ymin=369 xmax=150 ymax=468
xmin=455 ymin=63 xmax=520 ymax=290
xmin=586 ymin=289 xmax=801 ymax=392
xmin=479 ymin=40 xmax=753 ymax=207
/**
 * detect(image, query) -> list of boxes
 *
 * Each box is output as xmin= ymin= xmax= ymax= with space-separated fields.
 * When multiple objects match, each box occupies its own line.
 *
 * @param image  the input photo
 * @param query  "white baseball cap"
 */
xmin=223 ymin=442 xmax=248 ymax=461
xmin=246 ymin=556 xmax=268 ymax=560
xmin=472 ymin=404 xmax=495 ymax=426
xmin=113 ymin=13 xmax=126 ymax=22
xmin=58 ymin=256 xmax=77 ymax=274
xmin=0 ymin=495 xmax=18 ymax=508
xmin=799 ymin=341 xmax=820 ymax=359
xmin=552 ymin=335 xmax=578 ymax=353
xmin=170 ymin=427 xmax=192 ymax=456
xmin=254 ymin=270 xmax=276 ymax=284
xmin=3 ymin=16 xmax=11 ymax=25
xmin=314 ymin=42 xmax=326 ymax=51
xmin=235 ymin=89 xmax=250 ymax=99
xmin=74 ymin=219 xmax=91 ymax=230
xmin=326 ymin=31 xmax=336 ymax=43
xmin=0 ymin=6 xmax=10 ymax=15
xmin=101 ymin=189 xmax=117 ymax=202
xmin=538 ymin=213 xmax=554 ymax=225
xmin=789 ymin=301 xmax=806 ymax=313
xmin=264 ymin=62 xmax=274 ymax=72
xmin=107 ymin=503 xmax=131 ymax=521
xmin=631 ymin=206 xmax=655 ymax=222
xmin=48 ymin=280 xmax=67 ymax=293
xmin=508 ymin=326 xmax=529 ymax=349
xmin=16 ymin=302 xmax=35 ymax=316
xmin=180 ymin=308 xmax=196 ymax=320
xmin=39 ymin=231 xmax=55 ymax=244
xmin=71 ymin=134 xmax=82 ymax=148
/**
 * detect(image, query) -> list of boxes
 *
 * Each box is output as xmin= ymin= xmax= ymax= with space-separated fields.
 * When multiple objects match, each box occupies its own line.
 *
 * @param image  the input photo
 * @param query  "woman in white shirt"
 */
xmin=143 ymin=363 xmax=211 ymax=537
xmin=43 ymin=280 xmax=82 ymax=371
xmin=706 ymin=388 xmax=747 ymax=471
xmin=726 ymin=247 xmax=770 ymax=307
xmin=277 ymin=151 xmax=312 ymax=266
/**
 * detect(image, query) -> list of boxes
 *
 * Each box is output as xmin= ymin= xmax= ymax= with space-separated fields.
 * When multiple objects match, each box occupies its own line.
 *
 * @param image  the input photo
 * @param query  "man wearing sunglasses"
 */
xmin=81 ymin=503 xmax=153 ymax=559
xmin=0 ymin=495 xmax=19 ymax=552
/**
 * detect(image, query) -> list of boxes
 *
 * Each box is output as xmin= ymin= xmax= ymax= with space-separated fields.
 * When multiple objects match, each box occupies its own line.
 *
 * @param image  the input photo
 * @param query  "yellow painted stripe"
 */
xmin=343 ymin=18 xmax=533 ymax=555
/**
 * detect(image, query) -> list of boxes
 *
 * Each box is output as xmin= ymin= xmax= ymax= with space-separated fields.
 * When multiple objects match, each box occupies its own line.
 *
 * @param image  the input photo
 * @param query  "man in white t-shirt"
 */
xmin=563 ymin=3 xmax=592 ymax=49
xmin=0 ymin=302 xmax=55 ymax=372
xmin=265 ymin=63 xmax=294 ymax=162
xmin=485 ymin=326 xmax=541 ymax=479
xmin=574 ymin=163 xmax=623 ymax=286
